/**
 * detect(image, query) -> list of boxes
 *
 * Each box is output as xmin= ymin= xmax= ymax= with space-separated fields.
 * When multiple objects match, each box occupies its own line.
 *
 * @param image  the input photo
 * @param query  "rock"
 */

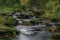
xmin=22 ymin=21 xmax=30 ymax=26
xmin=52 ymin=33 xmax=60 ymax=39
xmin=30 ymin=20 xmax=39 ymax=25
xmin=5 ymin=16 xmax=19 ymax=26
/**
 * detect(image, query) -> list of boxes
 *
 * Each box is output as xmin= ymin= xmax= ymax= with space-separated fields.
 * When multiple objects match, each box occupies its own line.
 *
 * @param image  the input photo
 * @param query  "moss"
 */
xmin=45 ymin=27 xmax=57 ymax=32
xmin=22 ymin=21 xmax=30 ymax=26
xmin=30 ymin=20 xmax=39 ymax=25
xmin=0 ymin=15 xmax=20 ymax=39
xmin=40 ymin=21 xmax=51 ymax=25
xmin=0 ymin=15 xmax=19 ymax=26
xmin=40 ymin=12 xmax=55 ymax=21
xmin=52 ymin=33 xmax=60 ymax=39
xmin=22 ymin=20 xmax=39 ymax=26
xmin=5 ymin=16 xmax=19 ymax=26
xmin=0 ymin=16 xmax=6 ymax=24
xmin=0 ymin=24 xmax=20 ymax=39
xmin=0 ymin=7 xmax=13 ymax=13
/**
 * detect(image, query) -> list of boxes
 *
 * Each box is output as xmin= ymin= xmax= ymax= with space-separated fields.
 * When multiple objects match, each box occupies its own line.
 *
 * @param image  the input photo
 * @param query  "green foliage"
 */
xmin=0 ymin=24 xmax=20 ymax=39
xmin=45 ymin=27 xmax=51 ymax=32
xmin=0 ymin=15 xmax=19 ymax=26
xmin=22 ymin=19 xmax=39 ymax=26
xmin=39 ymin=0 xmax=60 ymax=21
xmin=0 ymin=15 xmax=19 ymax=39
xmin=0 ymin=7 xmax=13 ymax=13
xmin=0 ymin=0 xmax=20 ymax=13
xmin=40 ymin=12 xmax=55 ymax=20
xmin=0 ymin=0 xmax=60 ymax=39
xmin=5 ymin=16 xmax=19 ymax=26
xmin=53 ymin=5 xmax=60 ymax=19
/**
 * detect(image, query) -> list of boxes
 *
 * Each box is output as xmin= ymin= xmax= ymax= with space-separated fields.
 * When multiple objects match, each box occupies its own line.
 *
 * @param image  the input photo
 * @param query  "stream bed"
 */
xmin=13 ymin=12 xmax=53 ymax=40
xmin=13 ymin=25 xmax=52 ymax=40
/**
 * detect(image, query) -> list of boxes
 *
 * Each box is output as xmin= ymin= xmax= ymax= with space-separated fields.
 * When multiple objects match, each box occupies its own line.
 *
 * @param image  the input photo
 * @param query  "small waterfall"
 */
xmin=13 ymin=12 xmax=23 ymax=24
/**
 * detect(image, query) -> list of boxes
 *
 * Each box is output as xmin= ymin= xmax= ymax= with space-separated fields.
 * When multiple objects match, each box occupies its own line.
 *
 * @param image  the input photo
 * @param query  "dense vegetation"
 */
xmin=0 ymin=14 xmax=20 ymax=40
xmin=0 ymin=0 xmax=60 ymax=21
xmin=0 ymin=0 xmax=60 ymax=40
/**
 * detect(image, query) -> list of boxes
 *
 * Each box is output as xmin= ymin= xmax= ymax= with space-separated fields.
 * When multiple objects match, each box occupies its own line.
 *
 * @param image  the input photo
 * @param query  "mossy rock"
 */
xmin=5 ymin=16 xmax=19 ymax=26
xmin=0 ymin=16 xmax=6 ymax=24
xmin=30 ymin=20 xmax=39 ymax=25
xmin=22 ymin=21 xmax=30 ymax=26
xmin=0 ymin=15 xmax=19 ymax=26
xmin=22 ymin=20 xmax=39 ymax=26
xmin=52 ymin=33 xmax=60 ymax=39
xmin=45 ymin=27 xmax=57 ymax=32
xmin=0 ymin=24 xmax=20 ymax=39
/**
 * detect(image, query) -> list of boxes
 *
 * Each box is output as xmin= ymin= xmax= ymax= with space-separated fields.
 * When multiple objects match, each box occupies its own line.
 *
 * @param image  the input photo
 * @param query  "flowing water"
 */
xmin=13 ymin=25 xmax=52 ymax=40
xmin=13 ymin=12 xmax=52 ymax=40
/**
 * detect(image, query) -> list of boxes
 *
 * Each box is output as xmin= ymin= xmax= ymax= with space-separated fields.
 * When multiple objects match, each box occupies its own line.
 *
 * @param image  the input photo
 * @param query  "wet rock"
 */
xmin=52 ymin=18 xmax=60 ymax=22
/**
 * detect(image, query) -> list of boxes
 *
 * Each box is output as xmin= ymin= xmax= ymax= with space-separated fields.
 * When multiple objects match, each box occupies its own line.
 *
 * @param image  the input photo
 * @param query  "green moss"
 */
xmin=4 ymin=16 xmax=19 ymax=26
xmin=40 ymin=12 xmax=55 ymax=21
xmin=0 ymin=16 xmax=6 ymax=24
xmin=1 ymin=7 xmax=13 ymax=13
xmin=22 ymin=21 xmax=30 ymax=26
xmin=52 ymin=33 xmax=60 ymax=39
xmin=30 ymin=20 xmax=39 ymax=25
xmin=22 ymin=20 xmax=39 ymax=26
xmin=0 ymin=15 xmax=19 ymax=26
xmin=0 ymin=24 xmax=20 ymax=39
xmin=45 ymin=27 xmax=50 ymax=31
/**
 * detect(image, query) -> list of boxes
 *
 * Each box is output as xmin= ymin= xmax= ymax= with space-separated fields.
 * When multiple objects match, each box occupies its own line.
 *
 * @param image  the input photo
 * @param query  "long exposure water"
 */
xmin=13 ymin=25 xmax=52 ymax=40
xmin=13 ymin=12 xmax=52 ymax=40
